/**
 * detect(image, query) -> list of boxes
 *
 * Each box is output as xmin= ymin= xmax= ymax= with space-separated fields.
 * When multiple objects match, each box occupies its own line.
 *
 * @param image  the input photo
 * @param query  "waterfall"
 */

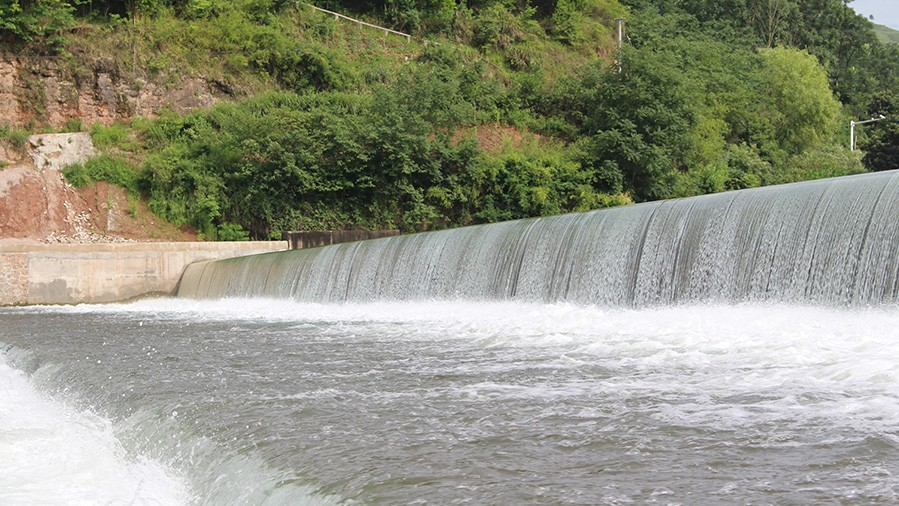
xmin=177 ymin=170 xmax=899 ymax=307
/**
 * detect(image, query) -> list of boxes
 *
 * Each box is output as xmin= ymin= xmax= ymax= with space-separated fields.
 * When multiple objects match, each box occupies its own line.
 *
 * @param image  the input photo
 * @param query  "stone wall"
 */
xmin=0 ymin=253 xmax=28 ymax=304
xmin=0 ymin=241 xmax=287 ymax=306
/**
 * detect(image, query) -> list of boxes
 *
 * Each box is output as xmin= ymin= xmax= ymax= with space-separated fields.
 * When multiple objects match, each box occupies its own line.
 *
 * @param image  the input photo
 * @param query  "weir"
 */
xmin=177 ymin=170 xmax=899 ymax=307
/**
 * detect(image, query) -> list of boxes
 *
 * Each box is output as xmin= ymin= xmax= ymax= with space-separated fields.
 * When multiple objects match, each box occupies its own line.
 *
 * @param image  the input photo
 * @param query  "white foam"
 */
xmin=14 ymin=299 xmax=899 ymax=436
xmin=0 ymin=355 xmax=190 ymax=506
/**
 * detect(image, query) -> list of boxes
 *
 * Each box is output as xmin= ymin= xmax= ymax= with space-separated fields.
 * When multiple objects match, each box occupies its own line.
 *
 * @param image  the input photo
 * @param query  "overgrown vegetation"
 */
xmin=0 ymin=125 xmax=30 ymax=150
xmin=3 ymin=0 xmax=898 ymax=239
xmin=128 ymin=68 xmax=623 ymax=239
xmin=63 ymin=155 xmax=141 ymax=196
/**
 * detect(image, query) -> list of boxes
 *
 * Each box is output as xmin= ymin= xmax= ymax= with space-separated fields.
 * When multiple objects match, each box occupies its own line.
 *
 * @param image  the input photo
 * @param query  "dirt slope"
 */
xmin=0 ymin=133 xmax=194 ymax=244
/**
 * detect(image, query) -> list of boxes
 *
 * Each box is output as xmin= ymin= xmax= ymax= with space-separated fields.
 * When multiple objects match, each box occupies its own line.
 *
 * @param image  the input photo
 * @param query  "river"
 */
xmin=2 ymin=298 xmax=898 ymax=504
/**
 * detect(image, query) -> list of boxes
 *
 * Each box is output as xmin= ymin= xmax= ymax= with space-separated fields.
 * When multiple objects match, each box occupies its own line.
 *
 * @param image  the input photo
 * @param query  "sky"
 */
xmin=851 ymin=0 xmax=899 ymax=30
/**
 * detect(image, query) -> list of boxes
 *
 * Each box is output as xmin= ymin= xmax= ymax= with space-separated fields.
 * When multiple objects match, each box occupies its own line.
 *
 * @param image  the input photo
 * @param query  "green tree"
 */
xmin=861 ymin=92 xmax=899 ymax=172
xmin=749 ymin=0 xmax=797 ymax=47
xmin=787 ymin=0 xmax=876 ymax=106
xmin=0 ymin=0 xmax=75 ymax=46
xmin=759 ymin=46 xmax=840 ymax=153
xmin=550 ymin=0 xmax=627 ymax=47
xmin=576 ymin=48 xmax=698 ymax=201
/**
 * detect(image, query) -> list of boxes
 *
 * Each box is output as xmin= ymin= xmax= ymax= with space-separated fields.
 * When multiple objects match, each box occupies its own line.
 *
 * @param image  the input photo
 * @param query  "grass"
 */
xmin=62 ymin=154 xmax=142 ymax=196
xmin=62 ymin=5 xmax=423 ymax=100
xmin=0 ymin=125 xmax=31 ymax=150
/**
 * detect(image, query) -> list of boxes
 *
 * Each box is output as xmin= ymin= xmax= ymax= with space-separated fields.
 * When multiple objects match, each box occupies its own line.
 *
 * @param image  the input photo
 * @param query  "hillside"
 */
xmin=1 ymin=0 xmax=898 ymax=241
xmin=874 ymin=23 xmax=899 ymax=44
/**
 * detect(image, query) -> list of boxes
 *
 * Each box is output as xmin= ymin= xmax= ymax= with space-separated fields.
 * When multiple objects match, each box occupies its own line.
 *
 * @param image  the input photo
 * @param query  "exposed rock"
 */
xmin=0 ymin=144 xmax=23 ymax=166
xmin=0 ymin=164 xmax=83 ymax=240
xmin=0 ymin=60 xmax=20 ymax=125
xmin=0 ymin=133 xmax=195 ymax=243
xmin=28 ymin=132 xmax=96 ymax=172
xmin=0 ymin=54 xmax=211 ymax=243
xmin=0 ymin=54 xmax=225 ymax=180
xmin=2 ymin=56 xmax=223 ymax=129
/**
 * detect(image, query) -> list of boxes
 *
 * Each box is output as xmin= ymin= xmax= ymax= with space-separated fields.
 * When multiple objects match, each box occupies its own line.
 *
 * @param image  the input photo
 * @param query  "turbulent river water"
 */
xmin=3 ymin=299 xmax=899 ymax=504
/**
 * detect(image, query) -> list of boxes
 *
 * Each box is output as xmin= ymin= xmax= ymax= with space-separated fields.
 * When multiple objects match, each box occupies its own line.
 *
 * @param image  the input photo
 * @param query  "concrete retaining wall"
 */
xmin=0 ymin=241 xmax=286 ymax=306
xmin=282 ymin=230 xmax=400 ymax=249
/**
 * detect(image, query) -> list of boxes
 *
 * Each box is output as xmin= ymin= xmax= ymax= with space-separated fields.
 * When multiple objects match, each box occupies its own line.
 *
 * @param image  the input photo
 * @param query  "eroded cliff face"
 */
xmin=0 ymin=60 xmax=21 ymax=126
xmin=0 ymin=54 xmax=215 ymax=243
xmin=0 ymin=133 xmax=195 ymax=243
xmin=0 ymin=56 xmax=224 ymax=128
xmin=0 ymin=133 xmax=97 ymax=241
xmin=0 ymin=54 xmax=231 ymax=243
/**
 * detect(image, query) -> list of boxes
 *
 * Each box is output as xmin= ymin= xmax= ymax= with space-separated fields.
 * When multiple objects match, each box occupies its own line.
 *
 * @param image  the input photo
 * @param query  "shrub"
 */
xmin=216 ymin=222 xmax=250 ymax=241
xmin=0 ymin=125 xmax=30 ymax=150
xmin=0 ymin=0 xmax=75 ymax=49
xmin=777 ymin=145 xmax=867 ymax=184
xmin=91 ymin=123 xmax=132 ymax=151
xmin=63 ymin=155 xmax=141 ymax=196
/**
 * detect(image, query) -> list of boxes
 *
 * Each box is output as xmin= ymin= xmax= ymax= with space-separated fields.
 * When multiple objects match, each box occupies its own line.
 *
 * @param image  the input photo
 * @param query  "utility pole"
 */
xmin=615 ymin=18 xmax=625 ymax=74
xmin=850 ymin=115 xmax=886 ymax=151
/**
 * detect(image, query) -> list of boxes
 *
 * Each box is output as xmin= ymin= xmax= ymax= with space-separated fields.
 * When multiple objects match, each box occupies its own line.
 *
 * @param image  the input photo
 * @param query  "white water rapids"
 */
xmin=2 ymin=299 xmax=898 ymax=504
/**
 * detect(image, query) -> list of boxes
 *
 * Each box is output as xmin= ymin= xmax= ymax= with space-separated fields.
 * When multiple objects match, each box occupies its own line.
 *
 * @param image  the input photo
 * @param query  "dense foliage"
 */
xmin=3 ymin=0 xmax=896 ymax=238
xmin=132 ymin=61 xmax=623 ymax=239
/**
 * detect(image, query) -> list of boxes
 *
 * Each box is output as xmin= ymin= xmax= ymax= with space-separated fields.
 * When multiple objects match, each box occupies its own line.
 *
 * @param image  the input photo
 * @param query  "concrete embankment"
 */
xmin=282 ymin=230 xmax=400 ymax=249
xmin=0 ymin=241 xmax=286 ymax=306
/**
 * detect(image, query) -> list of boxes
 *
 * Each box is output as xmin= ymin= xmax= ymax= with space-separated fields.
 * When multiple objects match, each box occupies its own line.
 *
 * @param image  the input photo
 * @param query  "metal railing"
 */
xmin=303 ymin=4 xmax=411 ymax=42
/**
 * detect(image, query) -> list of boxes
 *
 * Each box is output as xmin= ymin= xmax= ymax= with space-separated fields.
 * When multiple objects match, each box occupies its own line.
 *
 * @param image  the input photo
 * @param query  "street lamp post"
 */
xmin=850 ymin=114 xmax=886 ymax=151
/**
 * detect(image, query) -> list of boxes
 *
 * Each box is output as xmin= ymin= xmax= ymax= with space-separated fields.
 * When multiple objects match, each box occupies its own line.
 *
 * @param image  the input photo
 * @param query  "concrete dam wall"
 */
xmin=178 ymin=170 xmax=899 ymax=307
xmin=0 ymin=241 xmax=286 ymax=306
